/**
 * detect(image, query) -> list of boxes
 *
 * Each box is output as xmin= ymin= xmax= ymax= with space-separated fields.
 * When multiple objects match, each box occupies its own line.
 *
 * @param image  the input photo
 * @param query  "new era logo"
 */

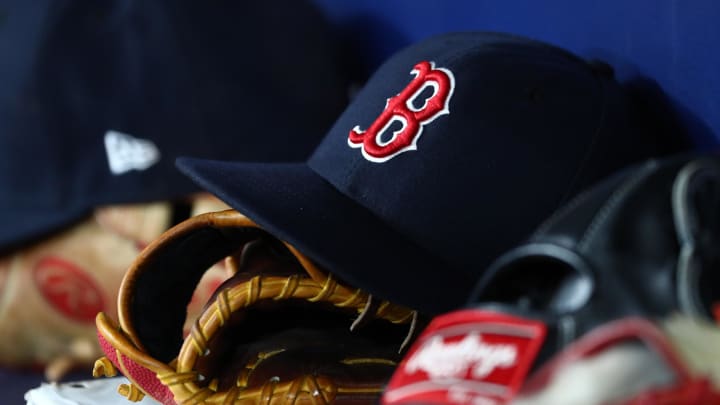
xmin=104 ymin=130 xmax=160 ymax=175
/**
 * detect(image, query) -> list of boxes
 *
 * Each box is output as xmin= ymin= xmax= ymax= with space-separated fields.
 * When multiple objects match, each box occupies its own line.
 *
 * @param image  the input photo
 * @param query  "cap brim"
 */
xmin=0 ymin=208 xmax=89 ymax=254
xmin=176 ymin=157 xmax=472 ymax=314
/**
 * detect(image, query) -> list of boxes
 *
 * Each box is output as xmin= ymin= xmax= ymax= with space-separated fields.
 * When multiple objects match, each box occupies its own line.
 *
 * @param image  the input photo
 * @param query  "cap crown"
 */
xmin=310 ymin=32 xmax=646 ymax=274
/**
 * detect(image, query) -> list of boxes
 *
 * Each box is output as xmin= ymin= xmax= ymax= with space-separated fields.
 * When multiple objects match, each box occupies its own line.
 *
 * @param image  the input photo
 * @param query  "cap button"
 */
xmin=587 ymin=59 xmax=615 ymax=79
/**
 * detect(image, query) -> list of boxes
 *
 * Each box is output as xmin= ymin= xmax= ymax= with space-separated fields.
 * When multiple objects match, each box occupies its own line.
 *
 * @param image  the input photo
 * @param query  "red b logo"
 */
xmin=349 ymin=61 xmax=455 ymax=162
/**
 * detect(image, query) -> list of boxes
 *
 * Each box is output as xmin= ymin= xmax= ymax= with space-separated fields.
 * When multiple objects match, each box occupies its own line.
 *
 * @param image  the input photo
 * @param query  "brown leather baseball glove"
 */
xmin=0 ymin=194 xmax=229 ymax=382
xmin=93 ymin=209 xmax=420 ymax=404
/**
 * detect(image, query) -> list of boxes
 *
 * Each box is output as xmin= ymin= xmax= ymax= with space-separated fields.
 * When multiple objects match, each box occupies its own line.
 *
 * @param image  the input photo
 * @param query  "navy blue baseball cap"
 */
xmin=178 ymin=31 xmax=681 ymax=315
xmin=0 ymin=0 xmax=351 ymax=252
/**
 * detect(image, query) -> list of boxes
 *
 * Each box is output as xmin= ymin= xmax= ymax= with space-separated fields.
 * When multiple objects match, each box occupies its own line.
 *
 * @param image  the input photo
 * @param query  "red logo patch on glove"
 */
xmin=382 ymin=309 xmax=545 ymax=405
xmin=33 ymin=256 xmax=105 ymax=324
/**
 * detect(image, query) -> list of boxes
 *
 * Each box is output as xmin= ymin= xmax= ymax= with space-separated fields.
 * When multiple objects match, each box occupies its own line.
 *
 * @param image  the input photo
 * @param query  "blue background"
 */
xmin=313 ymin=0 xmax=720 ymax=148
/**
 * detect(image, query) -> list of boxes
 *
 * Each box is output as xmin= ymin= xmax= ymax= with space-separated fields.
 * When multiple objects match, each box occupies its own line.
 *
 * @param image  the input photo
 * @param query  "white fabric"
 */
xmin=512 ymin=344 xmax=674 ymax=405
xmin=25 ymin=377 xmax=159 ymax=405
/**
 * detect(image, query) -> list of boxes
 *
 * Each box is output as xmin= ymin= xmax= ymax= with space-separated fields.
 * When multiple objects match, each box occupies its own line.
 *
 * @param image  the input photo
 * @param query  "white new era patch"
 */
xmin=104 ymin=130 xmax=160 ymax=175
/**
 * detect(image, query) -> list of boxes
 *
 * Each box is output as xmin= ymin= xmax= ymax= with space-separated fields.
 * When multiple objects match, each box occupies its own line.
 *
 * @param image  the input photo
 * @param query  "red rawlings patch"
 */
xmin=713 ymin=303 xmax=720 ymax=324
xmin=382 ymin=309 xmax=546 ymax=405
xmin=33 ymin=256 xmax=106 ymax=323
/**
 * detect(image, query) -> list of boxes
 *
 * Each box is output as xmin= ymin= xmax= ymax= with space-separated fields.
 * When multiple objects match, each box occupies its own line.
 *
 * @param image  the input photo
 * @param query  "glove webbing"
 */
xmin=161 ymin=273 xmax=414 ymax=404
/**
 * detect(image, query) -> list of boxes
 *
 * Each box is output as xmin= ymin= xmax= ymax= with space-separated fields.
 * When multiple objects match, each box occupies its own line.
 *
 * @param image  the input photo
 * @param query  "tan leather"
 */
xmin=0 ymin=194 xmax=230 ymax=381
xmin=94 ymin=209 xmax=417 ymax=404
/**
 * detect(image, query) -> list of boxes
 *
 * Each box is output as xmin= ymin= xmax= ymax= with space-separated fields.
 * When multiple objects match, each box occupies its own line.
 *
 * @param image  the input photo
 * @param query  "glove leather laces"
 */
xmin=93 ymin=210 xmax=419 ymax=405
xmin=167 ymin=266 xmax=415 ymax=404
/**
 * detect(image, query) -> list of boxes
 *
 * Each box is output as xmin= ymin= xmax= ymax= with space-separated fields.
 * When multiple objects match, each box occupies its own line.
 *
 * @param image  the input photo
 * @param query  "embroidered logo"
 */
xmin=348 ymin=61 xmax=455 ymax=162
xmin=33 ymin=256 xmax=106 ymax=323
xmin=406 ymin=333 xmax=518 ymax=380
xmin=382 ymin=309 xmax=546 ymax=405
xmin=104 ymin=130 xmax=160 ymax=175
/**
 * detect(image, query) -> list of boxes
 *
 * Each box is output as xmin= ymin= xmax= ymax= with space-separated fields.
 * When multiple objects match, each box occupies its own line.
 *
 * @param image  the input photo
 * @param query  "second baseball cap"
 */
xmin=0 ymin=0 xmax=351 ymax=253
